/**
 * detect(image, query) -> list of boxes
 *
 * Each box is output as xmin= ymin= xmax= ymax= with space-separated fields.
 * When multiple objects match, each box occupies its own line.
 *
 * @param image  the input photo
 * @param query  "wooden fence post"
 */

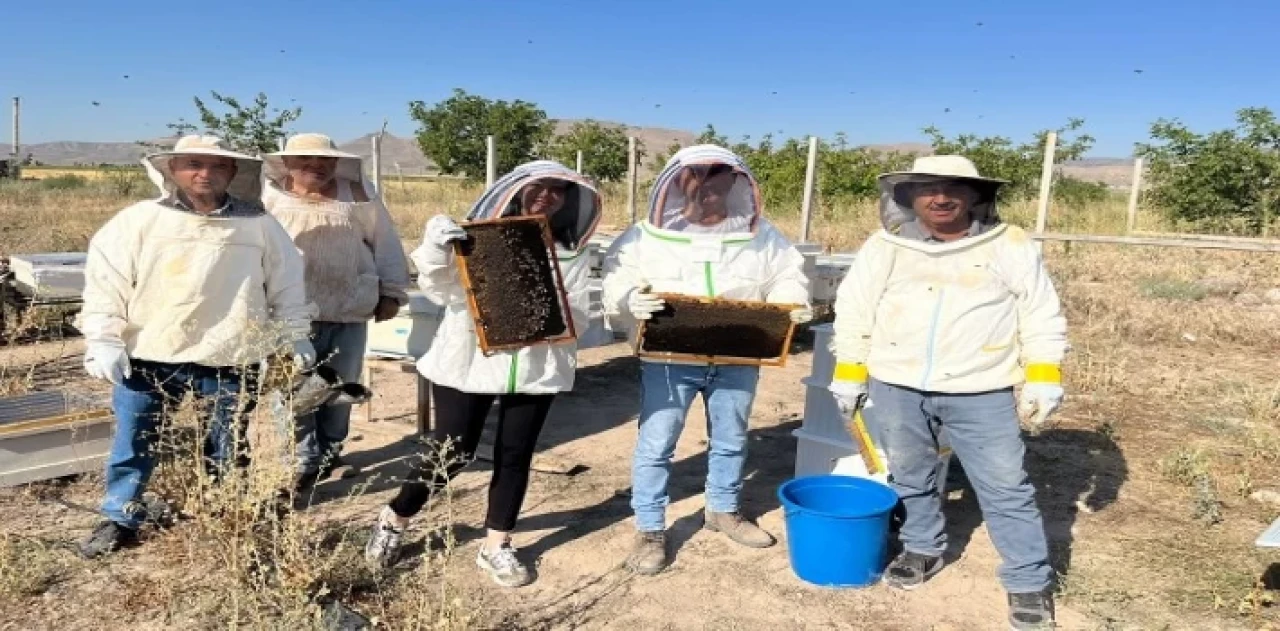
xmin=1034 ymin=131 xmax=1058 ymax=252
xmin=1126 ymin=157 xmax=1144 ymax=234
xmin=799 ymin=136 xmax=819 ymax=244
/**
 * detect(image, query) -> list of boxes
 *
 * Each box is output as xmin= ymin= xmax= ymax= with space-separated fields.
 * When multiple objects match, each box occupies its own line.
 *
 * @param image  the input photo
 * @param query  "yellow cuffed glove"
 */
xmin=828 ymin=362 xmax=869 ymax=415
xmin=1019 ymin=364 xmax=1064 ymax=434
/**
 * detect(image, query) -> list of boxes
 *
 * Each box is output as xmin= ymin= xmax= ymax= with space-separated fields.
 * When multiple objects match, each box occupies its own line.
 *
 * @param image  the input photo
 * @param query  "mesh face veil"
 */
xmin=464 ymin=160 xmax=602 ymax=252
xmin=648 ymin=145 xmax=762 ymax=235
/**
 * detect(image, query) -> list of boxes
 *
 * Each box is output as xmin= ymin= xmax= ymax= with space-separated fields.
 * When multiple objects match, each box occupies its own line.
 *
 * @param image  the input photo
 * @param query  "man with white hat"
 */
xmin=827 ymin=156 xmax=1066 ymax=629
xmin=78 ymin=135 xmax=317 ymax=558
xmin=263 ymin=133 xmax=411 ymax=488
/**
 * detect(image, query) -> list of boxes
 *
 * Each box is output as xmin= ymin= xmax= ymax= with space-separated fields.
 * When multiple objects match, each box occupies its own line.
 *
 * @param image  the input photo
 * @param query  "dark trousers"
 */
xmin=388 ymin=383 xmax=554 ymax=532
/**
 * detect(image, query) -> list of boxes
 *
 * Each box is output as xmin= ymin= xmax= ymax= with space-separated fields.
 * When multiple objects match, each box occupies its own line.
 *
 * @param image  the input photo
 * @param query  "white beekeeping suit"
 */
xmin=602 ymin=144 xmax=811 ymax=350
xmin=80 ymin=137 xmax=315 ymax=369
xmin=411 ymin=161 xmax=602 ymax=394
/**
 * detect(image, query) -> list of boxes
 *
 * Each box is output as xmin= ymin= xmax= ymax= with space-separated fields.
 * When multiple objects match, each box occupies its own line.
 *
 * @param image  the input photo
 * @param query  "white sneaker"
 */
xmin=476 ymin=542 xmax=532 ymax=588
xmin=365 ymin=506 xmax=405 ymax=568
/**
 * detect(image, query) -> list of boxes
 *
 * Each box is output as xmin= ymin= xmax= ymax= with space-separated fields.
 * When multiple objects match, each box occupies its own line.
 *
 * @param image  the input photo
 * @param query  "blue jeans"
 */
xmin=102 ymin=360 xmax=257 ymax=529
xmin=864 ymin=379 xmax=1052 ymax=592
xmin=295 ymin=322 xmax=367 ymax=474
xmin=631 ymin=363 xmax=760 ymax=532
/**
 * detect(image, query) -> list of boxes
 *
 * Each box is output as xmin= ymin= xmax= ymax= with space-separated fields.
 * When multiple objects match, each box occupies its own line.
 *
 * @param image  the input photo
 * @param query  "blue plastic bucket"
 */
xmin=777 ymin=474 xmax=900 ymax=588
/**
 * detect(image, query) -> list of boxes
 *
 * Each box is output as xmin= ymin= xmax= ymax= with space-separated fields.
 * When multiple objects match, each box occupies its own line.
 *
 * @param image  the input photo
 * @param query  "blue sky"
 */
xmin=5 ymin=0 xmax=1278 ymax=156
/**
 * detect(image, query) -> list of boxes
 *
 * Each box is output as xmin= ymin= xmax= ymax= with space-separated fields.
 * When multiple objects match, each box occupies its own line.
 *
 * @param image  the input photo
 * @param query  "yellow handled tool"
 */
xmin=846 ymin=396 xmax=886 ymax=476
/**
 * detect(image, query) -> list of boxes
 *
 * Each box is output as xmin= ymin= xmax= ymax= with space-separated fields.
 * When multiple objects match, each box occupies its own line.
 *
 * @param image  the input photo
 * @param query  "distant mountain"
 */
xmin=1 ymin=141 xmax=151 ymax=166
xmin=338 ymin=133 xmax=434 ymax=175
xmin=5 ymin=124 xmax=1138 ymax=187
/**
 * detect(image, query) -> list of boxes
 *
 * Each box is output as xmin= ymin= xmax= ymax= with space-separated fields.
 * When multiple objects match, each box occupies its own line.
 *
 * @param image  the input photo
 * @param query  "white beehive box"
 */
xmin=8 ymin=253 xmax=87 ymax=301
xmin=794 ymin=428 xmax=877 ymax=479
xmin=794 ymin=242 xmax=822 ymax=289
xmin=797 ymin=321 xmax=953 ymax=484
xmin=586 ymin=234 xmax=617 ymax=277
xmin=0 ymin=391 xmax=113 ymax=487
xmin=801 ymin=324 xmax=846 ymax=440
xmin=794 ymin=427 xmax=953 ymax=489
xmin=810 ymin=253 xmax=856 ymax=305
xmin=807 ymin=324 xmax=837 ymax=388
xmin=577 ymin=280 xmax=616 ymax=349
xmin=365 ymin=290 xmax=446 ymax=359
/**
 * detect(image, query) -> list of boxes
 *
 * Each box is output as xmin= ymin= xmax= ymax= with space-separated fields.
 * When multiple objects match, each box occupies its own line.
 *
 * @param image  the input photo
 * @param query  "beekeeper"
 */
xmin=364 ymin=161 xmax=600 ymax=588
xmin=263 ymin=133 xmax=411 ymax=488
xmin=827 ymin=156 xmax=1066 ymax=630
xmin=78 ymin=135 xmax=316 ymax=558
xmin=602 ymin=145 xmax=812 ymax=576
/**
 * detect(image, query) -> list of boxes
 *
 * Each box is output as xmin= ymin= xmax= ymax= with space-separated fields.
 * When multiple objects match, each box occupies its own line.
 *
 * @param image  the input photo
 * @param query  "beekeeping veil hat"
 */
xmin=263 ymin=133 xmax=368 ymax=191
xmin=648 ymin=145 xmax=761 ymax=235
xmin=876 ymin=155 xmax=1007 ymax=233
xmin=142 ymin=134 xmax=263 ymax=200
xmin=465 ymin=160 xmax=602 ymax=253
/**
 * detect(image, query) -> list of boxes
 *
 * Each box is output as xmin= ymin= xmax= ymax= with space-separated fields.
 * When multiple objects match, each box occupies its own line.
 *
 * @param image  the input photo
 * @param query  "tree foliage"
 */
xmin=923 ymin=119 xmax=1096 ymax=200
xmin=652 ymin=125 xmax=913 ymax=210
xmin=547 ymin=120 xmax=641 ymax=181
xmin=409 ymin=89 xmax=552 ymax=180
xmin=1136 ymin=107 xmax=1280 ymax=233
xmin=168 ymin=91 xmax=301 ymax=155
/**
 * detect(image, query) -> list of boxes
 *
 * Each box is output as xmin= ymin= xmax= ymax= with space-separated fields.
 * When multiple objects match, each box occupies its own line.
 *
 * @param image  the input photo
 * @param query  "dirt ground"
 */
xmin=2 ymin=303 xmax=1280 ymax=629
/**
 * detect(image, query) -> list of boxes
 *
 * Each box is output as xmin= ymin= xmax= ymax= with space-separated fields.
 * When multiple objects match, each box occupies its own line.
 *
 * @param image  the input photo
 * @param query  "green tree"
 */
xmin=653 ymin=124 xmax=912 ymax=209
xmin=923 ymin=119 xmax=1095 ymax=200
xmin=168 ymin=91 xmax=301 ymax=154
xmin=1136 ymin=107 xmax=1280 ymax=234
xmin=409 ymin=89 xmax=552 ymax=179
xmin=547 ymin=120 xmax=642 ymax=181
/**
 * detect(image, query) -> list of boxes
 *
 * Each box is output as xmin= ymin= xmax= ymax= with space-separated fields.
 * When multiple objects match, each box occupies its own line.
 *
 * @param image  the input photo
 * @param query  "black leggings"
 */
xmin=388 ymin=383 xmax=554 ymax=531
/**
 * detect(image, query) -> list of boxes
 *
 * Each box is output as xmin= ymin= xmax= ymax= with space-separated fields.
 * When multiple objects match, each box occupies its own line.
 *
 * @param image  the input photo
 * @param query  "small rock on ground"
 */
xmin=1265 ymin=288 xmax=1280 ymax=305
xmin=1235 ymin=293 xmax=1263 ymax=306
xmin=1250 ymin=489 xmax=1280 ymax=507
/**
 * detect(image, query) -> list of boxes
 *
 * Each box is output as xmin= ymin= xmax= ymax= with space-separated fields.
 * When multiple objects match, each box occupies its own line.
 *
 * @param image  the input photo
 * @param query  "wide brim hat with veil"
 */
xmin=876 ymin=155 xmax=1008 ymax=233
xmin=263 ymin=133 xmax=370 ymax=193
xmin=647 ymin=144 xmax=763 ymax=234
xmin=142 ymin=134 xmax=263 ymax=200
xmin=464 ymin=160 xmax=602 ymax=253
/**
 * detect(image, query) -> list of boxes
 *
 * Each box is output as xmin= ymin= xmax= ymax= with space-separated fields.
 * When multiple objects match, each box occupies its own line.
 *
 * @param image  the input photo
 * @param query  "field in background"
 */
xmin=0 ymin=168 xmax=1163 ymax=255
xmin=1 ymin=177 xmax=1280 ymax=628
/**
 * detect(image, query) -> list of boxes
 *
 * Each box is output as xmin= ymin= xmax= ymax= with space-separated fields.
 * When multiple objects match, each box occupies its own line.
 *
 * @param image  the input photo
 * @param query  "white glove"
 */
xmin=828 ymin=380 xmax=868 ymax=416
xmin=84 ymin=342 xmax=131 ymax=385
xmin=789 ymin=307 xmax=814 ymax=324
xmin=1018 ymin=383 xmax=1065 ymax=433
xmin=292 ymin=338 xmax=317 ymax=371
xmin=626 ymin=288 xmax=666 ymax=320
xmin=425 ymin=215 xmax=466 ymax=248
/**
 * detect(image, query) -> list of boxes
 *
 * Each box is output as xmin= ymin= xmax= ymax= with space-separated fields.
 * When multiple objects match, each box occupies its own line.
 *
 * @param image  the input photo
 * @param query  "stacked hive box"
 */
xmin=365 ymin=290 xmax=446 ymax=359
xmin=809 ymin=253 xmax=857 ymax=307
xmin=8 ymin=252 xmax=87 ymax=302
xmin=577 ymin=279 xmax=615 ymax=349
xmin=794 ymin=324 xmax=954 ymax=487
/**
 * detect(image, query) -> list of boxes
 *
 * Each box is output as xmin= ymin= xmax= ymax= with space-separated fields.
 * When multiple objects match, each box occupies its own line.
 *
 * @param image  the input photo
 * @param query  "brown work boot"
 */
xmin=626 ymin=531 xmax=669 ymax=575
xmin=703 ymin=510 xmax=776 ymax=548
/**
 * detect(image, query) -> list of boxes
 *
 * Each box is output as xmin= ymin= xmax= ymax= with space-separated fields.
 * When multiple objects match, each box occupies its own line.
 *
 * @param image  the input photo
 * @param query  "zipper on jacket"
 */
xmin=920 ymin=288 xmax=945 ymax=390
xmin=507 ymin=353 xmax=519 ymax=394
xmin=703 ymin=262 xmax=716 ymax=296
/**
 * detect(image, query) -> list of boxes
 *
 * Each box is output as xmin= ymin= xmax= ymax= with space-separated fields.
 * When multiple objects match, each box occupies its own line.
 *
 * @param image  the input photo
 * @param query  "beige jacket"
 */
xmin=263 ymin=180 xmax=411 ymax=323
xmin=80 ymin=199 xmax=316 ymax=367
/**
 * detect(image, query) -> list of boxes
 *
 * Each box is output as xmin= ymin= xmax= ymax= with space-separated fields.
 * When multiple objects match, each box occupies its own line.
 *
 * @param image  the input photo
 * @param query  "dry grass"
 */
xmin=3 ymin=178 xmax=1280 ymax=627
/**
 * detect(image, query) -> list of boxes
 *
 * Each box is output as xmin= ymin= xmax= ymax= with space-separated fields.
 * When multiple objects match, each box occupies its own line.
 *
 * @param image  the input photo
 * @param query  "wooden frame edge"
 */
xmin=633 ymin=295 xmax=803 ymax=367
